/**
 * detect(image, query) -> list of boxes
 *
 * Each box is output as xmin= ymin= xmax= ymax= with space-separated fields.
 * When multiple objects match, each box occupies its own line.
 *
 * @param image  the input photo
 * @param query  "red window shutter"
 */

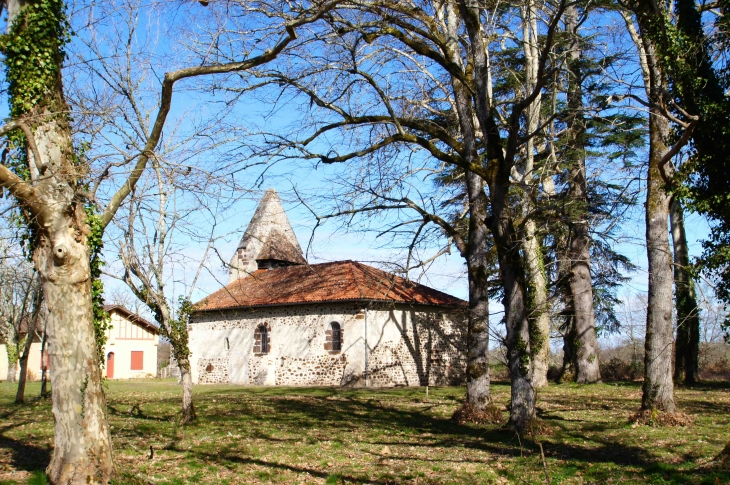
xmin=131 ymin=351 xmax=144 ymax=371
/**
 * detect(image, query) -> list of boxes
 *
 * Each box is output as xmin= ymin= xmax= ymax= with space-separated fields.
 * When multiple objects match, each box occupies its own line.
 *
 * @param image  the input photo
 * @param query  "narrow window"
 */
xmin=331 ymin=322 xmax=342 ymax=352
xmin=224 ymin=337 xmax=230 ymax=350
xmin=255 ymin=324 xmax=269 ymax=354
xmin=131 ymin=351 xmax=144 ymax=370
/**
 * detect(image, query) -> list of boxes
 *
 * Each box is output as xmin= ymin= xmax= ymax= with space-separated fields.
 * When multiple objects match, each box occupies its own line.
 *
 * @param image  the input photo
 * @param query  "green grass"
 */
xmin=0 ymin=379 xmax=728 ymax=484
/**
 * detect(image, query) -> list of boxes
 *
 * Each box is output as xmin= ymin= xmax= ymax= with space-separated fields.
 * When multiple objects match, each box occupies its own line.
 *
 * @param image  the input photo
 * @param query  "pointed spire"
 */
xmin=228 ymin=189 xmax=306 ymax=283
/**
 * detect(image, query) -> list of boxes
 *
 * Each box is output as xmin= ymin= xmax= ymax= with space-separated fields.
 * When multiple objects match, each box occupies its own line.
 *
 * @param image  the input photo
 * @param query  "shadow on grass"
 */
xmin=142 ymin=389 xmax=718 ymax=483
xmin=100 ymin=383 xmax=730 ymax=484
xmin=0 ymin=424 xmax=51 ymax=473
xmin=192 ymin=450 xmax=390 ymax=484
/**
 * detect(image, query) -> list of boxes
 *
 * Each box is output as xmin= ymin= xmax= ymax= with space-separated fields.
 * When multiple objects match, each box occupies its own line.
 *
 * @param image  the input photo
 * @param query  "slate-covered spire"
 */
xmin=228 ymin=189 xmax=306 ymax=283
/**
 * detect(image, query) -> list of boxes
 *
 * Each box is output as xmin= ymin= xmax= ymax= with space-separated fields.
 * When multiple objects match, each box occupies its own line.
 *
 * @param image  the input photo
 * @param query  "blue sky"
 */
xmin=0 ymin=1 xmax=718 ymax=346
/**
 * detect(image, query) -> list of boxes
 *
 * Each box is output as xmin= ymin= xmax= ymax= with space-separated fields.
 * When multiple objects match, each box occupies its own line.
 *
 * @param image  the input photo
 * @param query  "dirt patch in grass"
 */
xmin=629 ymin=409 xmax=696 ymax=427
xmin=451 ymin=402 xmax=504 ymax=425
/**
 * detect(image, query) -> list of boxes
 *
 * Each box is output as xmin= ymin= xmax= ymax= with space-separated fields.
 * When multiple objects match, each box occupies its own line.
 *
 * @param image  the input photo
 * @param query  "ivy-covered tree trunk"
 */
xmin=5 ymin=321 xmax=19 ymax=383
xmin=670 ymin=199 xmax=700 ymax=384
xmin=177 ymin=355 xmax=196 ymax=424
xmin=564 ymin=5 xmax=601 ymax=384
xmin=0 ymin=1 xmax=114 ymax=482
xmin=165 ymin=300 xmax=196 ymax=424
xmin=167 ymin=321 xmax=196 ymax=424
xmin=143 ymin=301 xmax=195 ymax=424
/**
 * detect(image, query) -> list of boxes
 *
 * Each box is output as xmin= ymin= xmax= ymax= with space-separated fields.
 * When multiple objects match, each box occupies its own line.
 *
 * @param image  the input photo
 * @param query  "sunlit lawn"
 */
xmin=0 ymin=379 xmax=728 ymax=484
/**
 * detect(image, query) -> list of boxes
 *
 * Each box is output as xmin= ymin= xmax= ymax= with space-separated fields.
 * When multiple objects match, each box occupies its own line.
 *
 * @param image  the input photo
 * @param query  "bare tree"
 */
xmin=15 ymin=280 xmax=44 ymax=404
xmin=0 ymin=0 xmax=338 ymax=481
xmin=113 ymin=157 xmax=228 ymax=424
xmin=238 ymin=0 xmax=571 ymax=433
xmin=0 ymin=238 xmax=38 ymax=384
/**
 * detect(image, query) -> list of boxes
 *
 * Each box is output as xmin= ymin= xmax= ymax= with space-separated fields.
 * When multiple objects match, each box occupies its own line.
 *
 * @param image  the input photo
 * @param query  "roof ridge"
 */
xmin=347 ymin=261 xmax=366 ymax=299
xmin=354 ymin=261 xmax=400 ymax=300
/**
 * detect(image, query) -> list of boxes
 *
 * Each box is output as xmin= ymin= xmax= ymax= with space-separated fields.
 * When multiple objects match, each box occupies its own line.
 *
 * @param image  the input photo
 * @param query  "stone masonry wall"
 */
xmin=197 ymin=357 xmax=229 ymax=384
xmin=189 ymin=302 xmax=466 ymax=387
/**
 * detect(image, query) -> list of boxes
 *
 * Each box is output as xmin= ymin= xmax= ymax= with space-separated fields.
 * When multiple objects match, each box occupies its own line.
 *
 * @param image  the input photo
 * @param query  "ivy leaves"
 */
xmin=0 ymin=0 xmax=69 ymax=117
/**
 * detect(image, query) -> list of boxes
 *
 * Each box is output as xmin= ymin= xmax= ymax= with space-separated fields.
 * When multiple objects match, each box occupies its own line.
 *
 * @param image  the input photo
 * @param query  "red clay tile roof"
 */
xmin=195 ymin=261 xmax=465 ymax=311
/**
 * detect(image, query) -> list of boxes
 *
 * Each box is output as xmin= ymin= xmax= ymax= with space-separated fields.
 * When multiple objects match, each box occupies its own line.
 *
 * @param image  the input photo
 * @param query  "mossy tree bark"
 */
xmin=564 ymin=5 xmax=601 ymax=384
xmin=520 ymin=0 xmax=550 ymax=388
xmin=642 ymin=107 xmax=676 ymax=412
xmin=0 ymin=1 xmax=326 ymax=480
xmin=670 ymin=199 xmax=700 ymax=384
xmin=441 ymin=4 xmax=491 ymax=409
xmin=628 ymin=12 xmax=677 ymax=413
xmin=459 ymin=0 xmax=568 ymax=431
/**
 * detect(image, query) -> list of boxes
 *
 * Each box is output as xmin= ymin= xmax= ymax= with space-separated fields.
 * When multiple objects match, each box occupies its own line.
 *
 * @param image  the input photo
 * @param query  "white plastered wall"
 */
xmin=0 ymin=342 xmax=44 ymax=381
xmin=189 ymin=302 xmax=465 ymax=387
xmin=102 ymin=311 xmax=159 ymax=379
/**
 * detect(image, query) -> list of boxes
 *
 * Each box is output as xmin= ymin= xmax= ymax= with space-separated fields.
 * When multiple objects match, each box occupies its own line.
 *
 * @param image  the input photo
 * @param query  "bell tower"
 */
xmin=228 ymin=189 xmax=306 ymax=283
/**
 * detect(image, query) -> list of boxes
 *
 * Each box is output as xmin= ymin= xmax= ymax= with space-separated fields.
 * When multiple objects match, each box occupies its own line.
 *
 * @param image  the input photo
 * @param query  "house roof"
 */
xmin=195 ymin=260 xmax=465 ymax=312
xmin=103 ymin=305 xmax=160 ymax=334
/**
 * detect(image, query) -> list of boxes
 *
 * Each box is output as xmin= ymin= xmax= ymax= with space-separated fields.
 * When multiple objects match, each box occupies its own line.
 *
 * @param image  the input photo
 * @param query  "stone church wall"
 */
xmin=189 ymin=302 xmax=466 ymax=387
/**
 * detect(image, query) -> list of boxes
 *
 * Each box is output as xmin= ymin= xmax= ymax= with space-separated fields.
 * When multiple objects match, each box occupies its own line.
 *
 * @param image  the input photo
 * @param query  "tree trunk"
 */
xmin=457 ymin=0 xmax=535 ymax=432
xmin=41 ymin=242 xmax=115 ymax=483
xmin=7 ymin=361 xmax=17 ymax=383
xmin=520 ymin=0 xmax=550 ymax=389
xmin=670 ymin=199 xmax=700 ymax=384
xmin=523 ymin=220 xmax=550 ymax=388
xmin=155 ymin=303 xmax=197 ymax=424
xmin=625 ymin=13 xmax=678 ymax=413
xmin=178 ymin=357 xmax=196 ymax=424
xmin=442 ymin=2 xmax=491 ymax=410
xmin=491 ymin=194 xmax=536 ymax=431
xmin=40 ymin=326 xmax=49 ymax=398
xmin=558 ymin=315 xmax=577 ymax=382
xmin=1 ymin=1 xmax=116 ymax=480
xmin=465 ymin=170 xmax=491 ymax=409
xmin=565 ymin=4 xmax=601 ymax=384
xmin=15 ymin=333 xmax=34 ymax=404
xmin=642 ymin=93 xmax=676 ymax=413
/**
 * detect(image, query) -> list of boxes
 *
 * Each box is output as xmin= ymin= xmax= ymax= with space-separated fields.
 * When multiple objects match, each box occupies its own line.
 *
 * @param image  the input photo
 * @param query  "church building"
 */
xmin=189 ymin=189 xmax=467 ymax=387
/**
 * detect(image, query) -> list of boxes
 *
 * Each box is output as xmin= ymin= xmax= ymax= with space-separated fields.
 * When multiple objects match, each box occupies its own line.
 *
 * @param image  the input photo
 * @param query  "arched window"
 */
xmin=326 ymin=322 xmax=342 ymax=353
xmin=260 ymin=326 xmax=268 ymax=353
xmin=331 ymin=322 xmax=342 ymax=351
xmin=254 ymin=324 xmax=270 ymax=354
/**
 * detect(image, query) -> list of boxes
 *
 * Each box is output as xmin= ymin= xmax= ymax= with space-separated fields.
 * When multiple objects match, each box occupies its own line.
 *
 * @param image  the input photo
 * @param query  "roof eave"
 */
xmin=192 ymin=298 xmax=465 ymax=314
